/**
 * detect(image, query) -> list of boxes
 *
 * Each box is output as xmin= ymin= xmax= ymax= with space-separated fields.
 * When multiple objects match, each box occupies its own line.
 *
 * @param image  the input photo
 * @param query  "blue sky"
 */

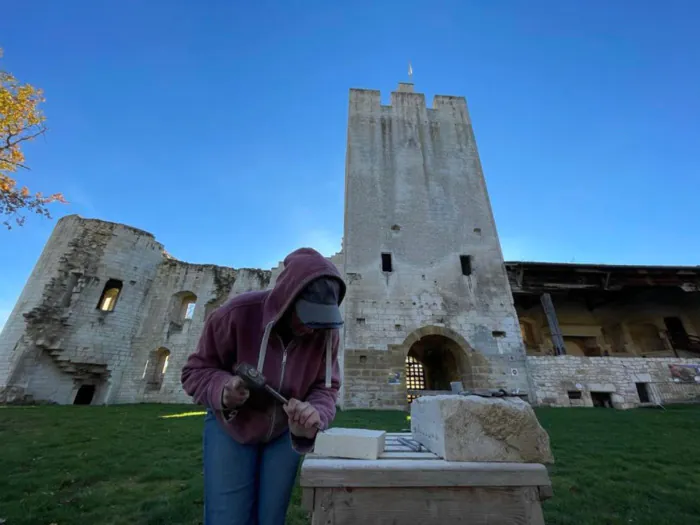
xmin=1 ymin=0 xmax=699 ymax=330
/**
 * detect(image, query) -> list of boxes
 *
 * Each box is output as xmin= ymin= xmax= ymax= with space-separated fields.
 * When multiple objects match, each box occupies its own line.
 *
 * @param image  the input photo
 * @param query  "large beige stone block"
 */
xmin=410 ymin=395 xmax=554 ymax=464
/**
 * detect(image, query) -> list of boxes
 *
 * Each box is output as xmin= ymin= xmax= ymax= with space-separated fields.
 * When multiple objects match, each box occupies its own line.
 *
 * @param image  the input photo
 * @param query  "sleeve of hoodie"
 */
xmin=180 ymin=309 xmax=236 ymax=411
xmin=290 ymin=329 xmax=342 ymax=454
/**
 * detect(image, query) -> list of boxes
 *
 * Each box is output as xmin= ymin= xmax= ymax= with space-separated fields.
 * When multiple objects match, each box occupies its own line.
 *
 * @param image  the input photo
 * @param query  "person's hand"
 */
xmin=222 ymin=375 xmax=249 ymax=410
xmin=284 ymin=398 xmax=321 ymax=439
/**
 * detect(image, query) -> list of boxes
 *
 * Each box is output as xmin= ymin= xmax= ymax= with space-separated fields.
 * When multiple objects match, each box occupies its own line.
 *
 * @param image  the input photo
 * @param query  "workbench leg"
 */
xmin=311 ymin=488 xmax=334 ymax=525
xmin=524 ymin=487 xmax=546 ymax=525
xmin=301 ymin=488 xmax=314 ymax=512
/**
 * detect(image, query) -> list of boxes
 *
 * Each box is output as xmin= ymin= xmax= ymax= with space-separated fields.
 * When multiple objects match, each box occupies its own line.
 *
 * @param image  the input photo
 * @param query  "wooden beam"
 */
xmin=300 ymin=459 xmax=551 ymax=488
xmin=540 ymin=293 xmax=566 ymax=356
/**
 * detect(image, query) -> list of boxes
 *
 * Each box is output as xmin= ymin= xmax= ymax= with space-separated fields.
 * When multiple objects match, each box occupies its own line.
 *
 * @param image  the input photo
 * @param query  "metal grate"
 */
xmin=405 ymin=355 xmax=426 ymax=402
xmin=384 ymin=434 xmax=427 ymax=453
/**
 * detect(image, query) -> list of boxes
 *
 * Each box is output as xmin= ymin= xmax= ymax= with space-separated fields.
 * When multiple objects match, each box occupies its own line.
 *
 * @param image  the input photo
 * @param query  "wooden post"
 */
xmin=540 ymin=293 xmax=566 ymax=356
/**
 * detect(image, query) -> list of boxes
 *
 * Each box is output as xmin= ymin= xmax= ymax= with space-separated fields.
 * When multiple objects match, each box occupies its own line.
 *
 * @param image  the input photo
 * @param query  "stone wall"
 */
xmin=528 ymin=355 xmax=700 ymax=409
xmin=0 ymin=213 xmax=349 ymax=406
xmin=340 ymin=84 xmax=529 ymax=408
xmin=0 ymin=215 xmax=274 ymax=405
xmin=114 ymin=261 xmax=271 ymax=405
xmin=0 ymin=215 xmax=164 ymax=404
xmin=343 ymin=348 xmax=406 ymax=409
xmin=344 ymin=325 xmax=507 ymax=411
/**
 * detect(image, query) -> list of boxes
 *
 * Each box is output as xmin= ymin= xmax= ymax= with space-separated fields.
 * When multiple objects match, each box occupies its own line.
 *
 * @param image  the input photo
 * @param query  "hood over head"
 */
xmin=295 ymin=277 xmax=344 ymax=329
xmin=256 ymin=248 xmax=346 ymax=388
xmin=263 ymin=248 xmax=346 ymax=327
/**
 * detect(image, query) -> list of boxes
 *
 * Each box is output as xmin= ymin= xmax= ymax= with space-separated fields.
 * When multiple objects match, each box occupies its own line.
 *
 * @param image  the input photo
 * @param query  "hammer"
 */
xmin=235 ymin=362 xmax=289 ymax=404
xmin=234 ymin=362 xmax=323 ymax=432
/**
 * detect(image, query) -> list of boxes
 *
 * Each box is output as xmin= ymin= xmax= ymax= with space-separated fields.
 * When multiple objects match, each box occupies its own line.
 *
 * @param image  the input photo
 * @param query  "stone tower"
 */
xmin=341 ymin=83 xmax=529 ymax=409
xmin=0 ymin=215 xmax=164 ymax=405
xmin=0 ymin=215 xmax=272 ymax=406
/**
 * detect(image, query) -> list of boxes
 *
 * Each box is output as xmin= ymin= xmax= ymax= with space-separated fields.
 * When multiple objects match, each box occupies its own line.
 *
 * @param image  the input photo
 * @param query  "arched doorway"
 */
xmin=74 ymin=384 xmax=96 ymax=405
xmin=405 ymin=334 xmax=474 ymax=402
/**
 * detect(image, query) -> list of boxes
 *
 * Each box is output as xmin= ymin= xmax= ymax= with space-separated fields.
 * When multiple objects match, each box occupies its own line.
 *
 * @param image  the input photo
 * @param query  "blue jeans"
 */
xmin=203 ymin=410 xmax=302 ymax=525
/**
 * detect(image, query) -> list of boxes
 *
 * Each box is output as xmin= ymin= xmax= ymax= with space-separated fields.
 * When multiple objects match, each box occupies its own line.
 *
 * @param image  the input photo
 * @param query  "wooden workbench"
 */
xmin=300 ymin=433 xmax=553 ymax=525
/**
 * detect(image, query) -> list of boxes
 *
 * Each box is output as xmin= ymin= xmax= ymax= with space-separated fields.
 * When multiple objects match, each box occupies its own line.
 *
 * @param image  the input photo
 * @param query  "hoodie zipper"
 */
xmin=266 ymin=336 xmax=292 ymax=441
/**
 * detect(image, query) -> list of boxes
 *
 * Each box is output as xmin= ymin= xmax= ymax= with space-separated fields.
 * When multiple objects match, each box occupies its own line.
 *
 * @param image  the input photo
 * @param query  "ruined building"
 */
xmin=2 ymin=83 xmax=700 ymax=409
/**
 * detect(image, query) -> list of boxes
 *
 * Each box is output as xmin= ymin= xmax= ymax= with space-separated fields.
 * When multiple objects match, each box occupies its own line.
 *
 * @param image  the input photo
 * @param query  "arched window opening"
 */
xmin=146 ymin=347 xmax=171 ymax=391
xmin=171 ymin=291 xmax=198 ymax=323
xmin=97 ymin=279 xmax=123 ymax=311
xmin=158 ymin=349 xmax=171 ymax=376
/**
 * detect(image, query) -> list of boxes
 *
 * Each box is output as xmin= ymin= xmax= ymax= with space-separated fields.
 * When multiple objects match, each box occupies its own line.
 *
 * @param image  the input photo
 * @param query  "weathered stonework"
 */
xmin=343 ymin=325 xmax=494 ymax=410
xmin=411 ymin=394 xmax=554 ymax=463
xmin=340 ymin=84 xmax=530 ymax=409
xmin=528 ymin=356 xmax=700 ymax=408
xmin=0 ymin=215 xmax=279 ymax=405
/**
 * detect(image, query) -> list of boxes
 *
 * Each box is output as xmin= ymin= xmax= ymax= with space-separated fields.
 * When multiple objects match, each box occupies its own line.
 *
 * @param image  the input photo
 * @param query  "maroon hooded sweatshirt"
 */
xmin=181 ymin=248 xmax=346 ymax=452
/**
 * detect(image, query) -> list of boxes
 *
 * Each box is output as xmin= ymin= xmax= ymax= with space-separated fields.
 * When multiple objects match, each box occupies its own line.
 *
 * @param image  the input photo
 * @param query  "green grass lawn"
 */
xmin=1 ymin=404 xmax=699 ymax=525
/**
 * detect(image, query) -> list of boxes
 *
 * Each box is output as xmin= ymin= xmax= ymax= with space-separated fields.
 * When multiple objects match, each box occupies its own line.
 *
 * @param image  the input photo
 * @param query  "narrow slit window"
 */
xmin=460 ymin=255 xmax=472 ymax=276
xmin=381 ymin=253 xmax=393 ymax=272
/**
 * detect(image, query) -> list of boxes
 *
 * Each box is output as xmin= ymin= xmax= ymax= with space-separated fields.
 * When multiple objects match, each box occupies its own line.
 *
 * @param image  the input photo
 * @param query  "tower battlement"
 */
xmin=349 ymin=85 xmax=470 ymax=122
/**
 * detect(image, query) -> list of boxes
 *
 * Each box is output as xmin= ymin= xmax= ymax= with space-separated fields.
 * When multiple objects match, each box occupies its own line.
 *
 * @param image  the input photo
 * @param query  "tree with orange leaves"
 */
xmin=1 ymin=48 xmax=65 ymax=229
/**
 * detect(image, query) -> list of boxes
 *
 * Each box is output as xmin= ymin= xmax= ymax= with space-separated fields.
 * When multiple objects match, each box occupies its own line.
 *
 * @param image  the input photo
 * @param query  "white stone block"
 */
xmin=313 ymin=428 xmax=386 ymax=460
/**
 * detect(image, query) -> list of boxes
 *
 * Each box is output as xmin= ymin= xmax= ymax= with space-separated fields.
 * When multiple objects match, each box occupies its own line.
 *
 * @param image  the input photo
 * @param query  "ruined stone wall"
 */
xmin=517 ymin=291 xmax=700 ymax=357
xmin=0 ymin=213 xmax=346 ymax=405
xmin=0 ymin=215 xmax=164 ymax=404
xmin=528 ymin=355 xmax=700 ymax=409
xmin=341 ymin=84 xmax=528 ymax=409
xmin=0 ymin=216 xmax=76 ymax=400
xmin=114 ymin=261 xmax=272 ymax=404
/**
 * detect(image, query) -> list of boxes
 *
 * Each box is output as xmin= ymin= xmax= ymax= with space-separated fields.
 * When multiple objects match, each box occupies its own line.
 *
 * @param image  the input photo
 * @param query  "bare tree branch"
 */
xmin=0 ymin=127 xmax=46 ymax=152
xmin=0 ymin=157 xmax=31 ymax=170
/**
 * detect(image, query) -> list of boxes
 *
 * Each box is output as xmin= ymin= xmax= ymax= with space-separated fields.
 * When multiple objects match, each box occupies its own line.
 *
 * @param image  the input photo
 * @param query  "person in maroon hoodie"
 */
xmin=181 ymin=248 xmax=346 ymax=525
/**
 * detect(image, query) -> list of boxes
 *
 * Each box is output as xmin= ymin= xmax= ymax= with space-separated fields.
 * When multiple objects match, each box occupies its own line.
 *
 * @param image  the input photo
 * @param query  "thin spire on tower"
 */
xmin=408 ymin=62 xmax=413 ymax=83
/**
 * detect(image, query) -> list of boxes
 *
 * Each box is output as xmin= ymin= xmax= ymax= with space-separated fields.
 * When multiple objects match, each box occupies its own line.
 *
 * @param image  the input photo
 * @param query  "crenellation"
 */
xmin=349 ymin=88 xmax=381 ymax=114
